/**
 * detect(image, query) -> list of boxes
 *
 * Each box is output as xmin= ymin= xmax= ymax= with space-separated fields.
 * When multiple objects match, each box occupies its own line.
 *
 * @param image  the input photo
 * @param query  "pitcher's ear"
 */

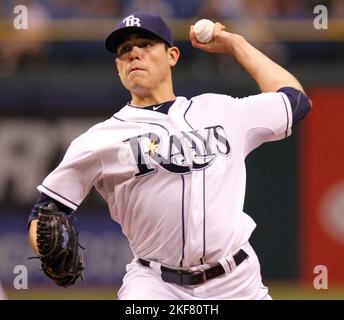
xmin=168 ymin=47 xmax=180 ymax=67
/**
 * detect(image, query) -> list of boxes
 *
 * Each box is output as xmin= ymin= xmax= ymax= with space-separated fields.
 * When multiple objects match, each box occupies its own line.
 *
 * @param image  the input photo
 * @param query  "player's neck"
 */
xmin=130 ymin=89 xmax=176 ymax=108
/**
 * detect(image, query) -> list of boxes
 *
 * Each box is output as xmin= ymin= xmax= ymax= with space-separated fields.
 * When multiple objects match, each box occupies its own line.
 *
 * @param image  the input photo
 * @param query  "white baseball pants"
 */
xmin=118 ymin=242 xmax=272 ymax=300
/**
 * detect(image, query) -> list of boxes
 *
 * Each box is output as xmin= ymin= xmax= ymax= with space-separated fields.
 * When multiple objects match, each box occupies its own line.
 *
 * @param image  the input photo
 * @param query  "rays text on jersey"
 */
xmin=122 ymin=125 xmax=231 ymax=177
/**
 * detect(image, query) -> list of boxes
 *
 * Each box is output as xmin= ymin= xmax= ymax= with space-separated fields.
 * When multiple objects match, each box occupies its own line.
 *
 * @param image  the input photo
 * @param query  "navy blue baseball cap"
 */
xmin=105 ymin=12 xmax=174 ymax=54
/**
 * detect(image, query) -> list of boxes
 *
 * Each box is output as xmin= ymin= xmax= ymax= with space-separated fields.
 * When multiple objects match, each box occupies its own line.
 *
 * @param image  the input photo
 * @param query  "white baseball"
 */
xmin=194 ymin=19 xmax=215 ymax=44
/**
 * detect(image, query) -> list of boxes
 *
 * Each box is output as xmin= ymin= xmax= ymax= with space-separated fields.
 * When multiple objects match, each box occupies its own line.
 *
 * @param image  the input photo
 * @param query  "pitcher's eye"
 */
xmin=118 ymin=45 xmax=131 ymax=57
xmin=141 ymin=42 xmax=152 ymax=48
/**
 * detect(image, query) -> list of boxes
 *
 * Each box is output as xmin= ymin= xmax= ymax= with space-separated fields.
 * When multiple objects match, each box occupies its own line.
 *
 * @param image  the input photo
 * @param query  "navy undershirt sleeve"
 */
xmin=278 ymin=87 xmax=312 ymax=125
xmin=28 ymin=193 xmax=73 ymax=228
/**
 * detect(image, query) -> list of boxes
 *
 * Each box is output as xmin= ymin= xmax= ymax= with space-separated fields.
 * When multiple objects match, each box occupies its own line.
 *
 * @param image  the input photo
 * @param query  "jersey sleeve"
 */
xmin=37 ymin=134 xmax=102 ymax=211
xmin=235 ymin=91 xmax=292 ymax=156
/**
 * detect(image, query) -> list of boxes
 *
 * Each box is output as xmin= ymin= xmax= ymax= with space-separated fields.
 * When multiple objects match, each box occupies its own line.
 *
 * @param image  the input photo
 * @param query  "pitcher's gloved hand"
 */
xmin=36 ymin=202 xmax=85 ymax=287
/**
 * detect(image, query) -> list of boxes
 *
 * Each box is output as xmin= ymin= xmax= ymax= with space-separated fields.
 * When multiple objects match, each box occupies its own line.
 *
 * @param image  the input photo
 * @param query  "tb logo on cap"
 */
xmin=123 ymin=15 xmax=141 ymax=27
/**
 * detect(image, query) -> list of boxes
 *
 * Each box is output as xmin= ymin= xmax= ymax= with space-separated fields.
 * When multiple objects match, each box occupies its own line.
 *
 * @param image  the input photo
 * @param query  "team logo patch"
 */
xmin=123 ymin=15 xmax=141 ymax=27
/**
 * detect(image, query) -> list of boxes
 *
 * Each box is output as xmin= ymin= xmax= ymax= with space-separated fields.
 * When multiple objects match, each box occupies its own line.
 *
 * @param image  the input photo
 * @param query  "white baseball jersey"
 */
xmin=38 ymin=92 xmax=292 ymax=268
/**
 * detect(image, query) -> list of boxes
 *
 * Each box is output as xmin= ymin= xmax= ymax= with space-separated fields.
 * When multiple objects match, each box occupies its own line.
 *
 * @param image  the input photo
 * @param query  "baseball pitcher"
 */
xmin=28 ymin=12 xmax=311 ymax=299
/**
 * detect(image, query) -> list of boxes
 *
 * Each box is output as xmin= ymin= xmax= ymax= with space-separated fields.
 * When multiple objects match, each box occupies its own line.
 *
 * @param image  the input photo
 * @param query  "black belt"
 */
xmin=138 ymin=249 xmax=248 ymax=286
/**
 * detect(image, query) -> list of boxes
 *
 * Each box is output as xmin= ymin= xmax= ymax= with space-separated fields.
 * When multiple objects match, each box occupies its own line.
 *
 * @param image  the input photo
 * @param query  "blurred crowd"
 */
xmin=0 ymin=0 xmax=343 ymax=74
xmin=0 ymin=0 xmax=343 ymax=19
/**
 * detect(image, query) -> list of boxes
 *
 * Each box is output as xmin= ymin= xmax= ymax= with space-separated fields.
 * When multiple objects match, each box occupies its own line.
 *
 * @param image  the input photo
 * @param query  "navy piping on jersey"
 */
xmin=180 ymin=175 xmax=186 ymax=268
xmin=41 ymin=184 xmax=79 ymax=208
xmin=112 ymin=116 xmax=170 ymax=136
xmin=201 ymin=169 xmax=206 ymax=264
xmin=183 ymin=101 xmax=194 ymax=130
xmin=182 ymin=100 xmax=208 ymax=265
xmin=279 ymin=93 xmax=290 ymax=138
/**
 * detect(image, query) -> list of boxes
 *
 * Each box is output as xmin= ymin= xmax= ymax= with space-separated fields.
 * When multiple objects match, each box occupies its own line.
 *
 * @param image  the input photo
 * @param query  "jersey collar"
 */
xmin=127 ymin=100 xmax=176 ymax=115
xmin=115 ymin=97 xmax=189 ymax=123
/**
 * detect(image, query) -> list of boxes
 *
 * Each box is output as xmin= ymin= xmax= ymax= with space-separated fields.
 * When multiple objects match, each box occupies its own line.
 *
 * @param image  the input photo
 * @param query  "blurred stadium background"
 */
xmin=0 ymin=0 xmax=343 ymax=300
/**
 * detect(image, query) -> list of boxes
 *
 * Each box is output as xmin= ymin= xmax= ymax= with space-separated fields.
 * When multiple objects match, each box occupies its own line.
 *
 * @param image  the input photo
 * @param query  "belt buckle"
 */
xmin=191 ymin=269 xmax=207 ymax=284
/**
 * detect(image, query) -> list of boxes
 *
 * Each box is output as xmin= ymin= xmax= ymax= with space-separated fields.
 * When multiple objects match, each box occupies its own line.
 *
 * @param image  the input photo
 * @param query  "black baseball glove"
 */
xmin=36 ymin=202 xmax=85 ymax=287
